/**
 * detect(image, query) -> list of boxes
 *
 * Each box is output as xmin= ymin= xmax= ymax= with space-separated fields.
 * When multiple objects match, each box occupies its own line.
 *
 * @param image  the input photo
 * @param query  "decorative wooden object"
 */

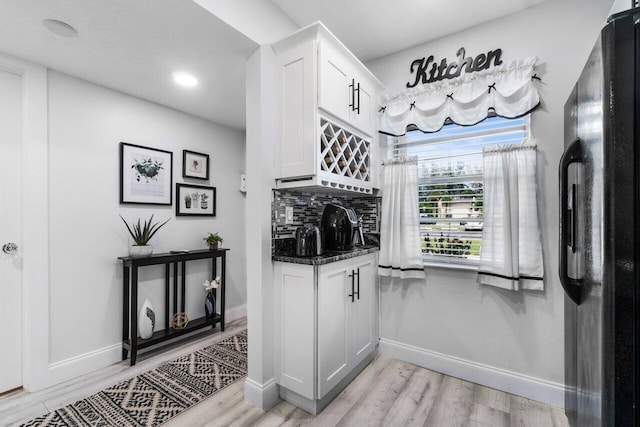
xmin=171 ymin=312 xmax=189 ymax=329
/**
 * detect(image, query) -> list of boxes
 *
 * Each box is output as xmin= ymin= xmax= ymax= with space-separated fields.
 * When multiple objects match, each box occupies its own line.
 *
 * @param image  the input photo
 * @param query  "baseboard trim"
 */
xmin=225 ymin=304 xmax=247 ymax=323
xmin=38 ymin=305 xmax=247 ymax=390
xmin=279 ymin=350 xmax=377 ymax=415
xmin=244 ymin=377 xmax=279 ymax=410
xmin=379 ymin=338 xmax=565 ymax=408
xmin=43 ymin=343 xmax=122 ymax=389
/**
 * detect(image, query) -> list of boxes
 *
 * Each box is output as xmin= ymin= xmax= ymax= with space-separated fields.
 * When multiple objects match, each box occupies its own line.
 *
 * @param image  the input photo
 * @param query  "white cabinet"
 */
xmin=317 ymin=254 xmax=375 ymax=398
xmin=318 ymin=40 xmax=377 ymax=138
xmin=272 ymin=23 xmax=384 ymax=194
xmin=273 ymin=263 xmax=316 ymax=398
xmin=350 ymin=256 xmax=376 ymax=368
xmin=274 ymin=252 xmax=378 ymax=409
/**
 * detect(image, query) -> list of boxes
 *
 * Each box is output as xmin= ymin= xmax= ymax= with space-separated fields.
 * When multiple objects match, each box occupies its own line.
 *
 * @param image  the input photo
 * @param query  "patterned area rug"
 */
xmin=22 ymin=330 xmax=247 ymax=427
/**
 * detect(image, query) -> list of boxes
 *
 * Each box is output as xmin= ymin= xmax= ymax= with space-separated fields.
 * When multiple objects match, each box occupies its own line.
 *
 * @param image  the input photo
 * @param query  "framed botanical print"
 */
xmin=120 ymin=142 xmax=173 ymax=205
xmin=176 ymin=183 xmax=216 ymax=216
xmin=182 ymin=150 xmax=210 ymax=180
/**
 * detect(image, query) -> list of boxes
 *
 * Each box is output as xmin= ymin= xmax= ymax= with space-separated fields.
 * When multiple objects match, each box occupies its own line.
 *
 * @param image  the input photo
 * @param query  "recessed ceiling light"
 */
xmin=42 ymin=19 xmax=78 ymax=37
xmin=173 ymin=72 xmax=198 ymax=88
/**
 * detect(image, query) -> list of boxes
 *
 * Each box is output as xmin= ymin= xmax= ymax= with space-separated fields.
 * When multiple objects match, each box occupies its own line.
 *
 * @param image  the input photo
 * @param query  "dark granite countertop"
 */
xmin=272 ymin=245 xmax=379 ymax=265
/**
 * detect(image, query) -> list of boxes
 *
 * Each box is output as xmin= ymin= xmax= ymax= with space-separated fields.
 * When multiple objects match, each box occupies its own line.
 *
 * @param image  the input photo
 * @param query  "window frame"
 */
xmin=391 ymin=115 xmax=532 ymax=270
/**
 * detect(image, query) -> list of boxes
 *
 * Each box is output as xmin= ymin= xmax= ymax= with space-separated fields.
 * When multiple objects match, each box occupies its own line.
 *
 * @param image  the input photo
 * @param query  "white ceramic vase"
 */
xmin=130 ymin=245 xmax=153 ymax=257
xmin=138 ymin=298 xmax=155 ymax=339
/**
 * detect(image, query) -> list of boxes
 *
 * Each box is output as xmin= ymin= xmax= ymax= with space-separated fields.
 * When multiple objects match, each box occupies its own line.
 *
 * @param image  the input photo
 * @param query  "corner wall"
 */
xmin=365 ymin=0 xmax=614 ymax=406
xmin=44 ymin=70 xmax=247 ymax=380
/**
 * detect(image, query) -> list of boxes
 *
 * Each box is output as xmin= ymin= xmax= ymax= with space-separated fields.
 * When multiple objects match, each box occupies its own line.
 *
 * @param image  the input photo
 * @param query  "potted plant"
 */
xmin=203 ymin=232 xmax=223 ymax=250
xmin=120 ymin=214 xmax=170 ymax=257
xmin=201 ymin=193 xmax=209 ymax=209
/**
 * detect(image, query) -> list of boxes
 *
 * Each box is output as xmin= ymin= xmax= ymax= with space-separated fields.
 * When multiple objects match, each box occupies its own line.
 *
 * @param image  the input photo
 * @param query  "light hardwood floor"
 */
xmin=166 ymin=355 xmax=569 ymax=427
xmin=1 ymin=318 xmax=568 ymax=427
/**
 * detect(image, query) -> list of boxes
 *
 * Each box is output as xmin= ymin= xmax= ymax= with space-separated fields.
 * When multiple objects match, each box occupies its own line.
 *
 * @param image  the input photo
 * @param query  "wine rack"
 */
xmin=319 ymin=117 xmax=371 ymax=184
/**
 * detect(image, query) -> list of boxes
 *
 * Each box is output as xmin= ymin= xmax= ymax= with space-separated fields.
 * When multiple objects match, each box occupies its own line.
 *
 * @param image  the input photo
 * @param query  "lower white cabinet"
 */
xmin=274 ymin=252 xmax=378 ymax=408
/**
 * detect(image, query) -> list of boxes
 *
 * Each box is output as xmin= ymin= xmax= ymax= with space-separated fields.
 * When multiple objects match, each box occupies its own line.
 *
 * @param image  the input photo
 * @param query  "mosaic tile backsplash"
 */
xmin=272 ymin=189 xmax=380 ymax=252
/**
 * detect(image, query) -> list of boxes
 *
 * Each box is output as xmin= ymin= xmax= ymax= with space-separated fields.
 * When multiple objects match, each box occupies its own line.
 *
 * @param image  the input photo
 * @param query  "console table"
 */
xmin=118 ymin=248 xmax=228 ymax=365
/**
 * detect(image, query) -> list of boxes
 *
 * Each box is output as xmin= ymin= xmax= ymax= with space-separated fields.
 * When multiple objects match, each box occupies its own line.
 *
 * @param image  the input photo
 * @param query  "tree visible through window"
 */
xmin=393 ymin=116 xmax=529 ymax=265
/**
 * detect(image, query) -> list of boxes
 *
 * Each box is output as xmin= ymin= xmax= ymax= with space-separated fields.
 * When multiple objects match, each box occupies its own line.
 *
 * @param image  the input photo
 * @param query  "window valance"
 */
xmin=378 ymin=57 xmax=541 ymax=136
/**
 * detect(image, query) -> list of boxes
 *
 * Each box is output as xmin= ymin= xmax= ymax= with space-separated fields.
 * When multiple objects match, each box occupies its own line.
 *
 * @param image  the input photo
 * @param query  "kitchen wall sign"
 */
xmin=406 ymin=47 xmax=504 ymax=88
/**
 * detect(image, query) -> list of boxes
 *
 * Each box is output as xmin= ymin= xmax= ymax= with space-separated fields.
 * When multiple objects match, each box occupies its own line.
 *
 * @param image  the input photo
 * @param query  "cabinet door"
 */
xmin=276 ymin=39 xmax=317 ymax=179
xmin=317 ymin=260 xmax=352 ymax=399
xmin=274 ymin=263 xmax=316 ymax=399
xmin=352 ymin=76 xmax=375 ymax=137
xmin=318 ymin=40 xmax=352 ymax=126
xmin=351 ymin=254 xmax=376 ymax=367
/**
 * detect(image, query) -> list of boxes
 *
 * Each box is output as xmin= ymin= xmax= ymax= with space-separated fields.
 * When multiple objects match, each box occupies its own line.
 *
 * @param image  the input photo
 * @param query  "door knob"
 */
xmin=2 ymin=243 xmax=18 ymax=255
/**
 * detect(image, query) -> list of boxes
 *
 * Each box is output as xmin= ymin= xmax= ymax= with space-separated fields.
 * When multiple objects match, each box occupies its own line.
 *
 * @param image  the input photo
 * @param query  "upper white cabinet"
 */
xmin=272 ymin=22 xmax=384 ymax=194
xmin=318 ymin=40 xmax=377 ymax=137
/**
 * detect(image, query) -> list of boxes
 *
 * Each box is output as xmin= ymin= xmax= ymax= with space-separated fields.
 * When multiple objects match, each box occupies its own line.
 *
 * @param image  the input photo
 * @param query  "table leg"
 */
xmin=212 ymin=256 xmax=217 ymax=329
xmin=221 ymin=252 xmax=226 ymax=332
xmin=130 ymin=266 xmax=138 ymax=366
xmin=173 ymin=262 xmax=178 ymax=317
xmin=122 ymin=265 xmax=130 ymax=360
xmin=181 ymin=261 xmax=186 ymax=313
xmin=165 ymin=264 xmax=170 ymax=331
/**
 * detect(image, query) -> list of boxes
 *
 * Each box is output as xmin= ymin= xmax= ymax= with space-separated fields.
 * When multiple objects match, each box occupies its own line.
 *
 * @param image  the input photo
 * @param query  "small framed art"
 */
xmin=176 ymin=183 xmax=216 ymax=216
xmin=182 ymin=150 xmax=210 ymax=180
xmin=120 ymin=142 xmax=173 ymax=205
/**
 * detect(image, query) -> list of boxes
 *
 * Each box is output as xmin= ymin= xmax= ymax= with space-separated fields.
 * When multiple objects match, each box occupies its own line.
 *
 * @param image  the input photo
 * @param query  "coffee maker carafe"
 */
xmin=351 ymin=214 xmax=365 ymax=247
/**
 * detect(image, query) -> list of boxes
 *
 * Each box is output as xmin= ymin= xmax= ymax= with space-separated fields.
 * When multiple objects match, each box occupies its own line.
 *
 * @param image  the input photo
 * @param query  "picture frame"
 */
xmin=120 ymin=142 xmax=173 ymax=205
xmin=176 ymin=183 xmax=216 ymax=216
xmin=182 ymin=150 xmax=210 ymax=180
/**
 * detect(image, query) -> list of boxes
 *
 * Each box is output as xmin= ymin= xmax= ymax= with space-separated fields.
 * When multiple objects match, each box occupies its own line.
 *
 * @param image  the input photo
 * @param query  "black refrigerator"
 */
xmin=561 ymin=8 xmax=639 ymax=427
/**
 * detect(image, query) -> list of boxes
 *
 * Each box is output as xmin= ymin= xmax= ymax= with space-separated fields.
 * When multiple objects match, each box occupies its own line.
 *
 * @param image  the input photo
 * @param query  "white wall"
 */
xmin=243 ymin=46 xmax=279 ymax=410
xmin=193 ymin=0 xmax=298 ymax=45
xmin=366 ymin=0 xmax=613 ymax=406
xmin=47 ymin=70 xmax=247 ymax=365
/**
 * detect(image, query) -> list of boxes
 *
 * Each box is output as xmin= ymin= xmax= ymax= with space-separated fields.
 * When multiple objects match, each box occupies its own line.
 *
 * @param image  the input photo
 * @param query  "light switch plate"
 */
xmin=240 ymin=174 xmax=246 ymax=193
xmin=285 ymin=206 xmax=294 ymax=224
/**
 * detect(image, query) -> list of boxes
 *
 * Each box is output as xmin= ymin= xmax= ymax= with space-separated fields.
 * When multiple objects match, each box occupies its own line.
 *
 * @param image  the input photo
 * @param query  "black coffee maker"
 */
xmin=321 ymin=203 xmax=359 ymax=251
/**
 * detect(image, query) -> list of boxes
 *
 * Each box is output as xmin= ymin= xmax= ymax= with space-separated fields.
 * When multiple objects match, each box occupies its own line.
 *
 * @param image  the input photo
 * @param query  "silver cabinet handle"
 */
xmin=2 ymin=243 xmax=18 ymax=255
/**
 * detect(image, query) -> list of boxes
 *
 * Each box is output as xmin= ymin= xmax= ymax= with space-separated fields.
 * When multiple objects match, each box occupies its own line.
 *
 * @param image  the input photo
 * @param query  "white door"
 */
xmin=277 ymin=39 xmax=317 ymax=179
xmin=352 ymin=77 xmax=375 ymax=137
xmin=351 ymin=254 xmax=375 ymax=367
xmin=0 ymin=67 xmax=23 ymax=394
xmin=318 ymin=40 xmax=352 ymax=125
xmin=317 ymin=260 xmax=351 ymax=399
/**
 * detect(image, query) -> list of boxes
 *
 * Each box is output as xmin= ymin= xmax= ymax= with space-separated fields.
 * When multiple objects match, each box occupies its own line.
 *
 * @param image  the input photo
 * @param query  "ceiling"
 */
xmin=270 ymin=0 xmax=551 ymax=62
xmin=0 ymin=0 xmax=258 ymax=130
xmin=0 ymin=0 xmax=551 ymax=131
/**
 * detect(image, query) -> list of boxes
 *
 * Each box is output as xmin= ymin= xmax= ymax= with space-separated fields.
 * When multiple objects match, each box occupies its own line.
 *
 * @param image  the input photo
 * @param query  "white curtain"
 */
xmin=477 ymin=141 xmax=543 ymax=290
xmin=378 ymin=157 xmax=426 ymax=279
xmin=378 ymin=57 xmax=540 ymax=136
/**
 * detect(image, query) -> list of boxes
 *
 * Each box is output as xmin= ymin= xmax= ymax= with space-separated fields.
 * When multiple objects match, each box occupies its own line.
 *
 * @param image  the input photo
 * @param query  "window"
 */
xmin=393 ymin=116 xmax=530 ymax=266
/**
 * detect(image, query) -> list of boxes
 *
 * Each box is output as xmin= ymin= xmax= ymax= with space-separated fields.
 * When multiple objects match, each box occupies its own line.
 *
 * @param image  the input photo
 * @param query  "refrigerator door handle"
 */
xmin=559 ymin=137 xmax=584 ymax=305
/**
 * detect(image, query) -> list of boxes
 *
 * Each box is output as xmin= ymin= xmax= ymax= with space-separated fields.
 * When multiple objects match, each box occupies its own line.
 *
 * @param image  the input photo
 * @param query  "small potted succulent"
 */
xmin=203 ymin=232 xmax=223 ymax=250
xmin=120 ymin=214 xmax=170 ymax=257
